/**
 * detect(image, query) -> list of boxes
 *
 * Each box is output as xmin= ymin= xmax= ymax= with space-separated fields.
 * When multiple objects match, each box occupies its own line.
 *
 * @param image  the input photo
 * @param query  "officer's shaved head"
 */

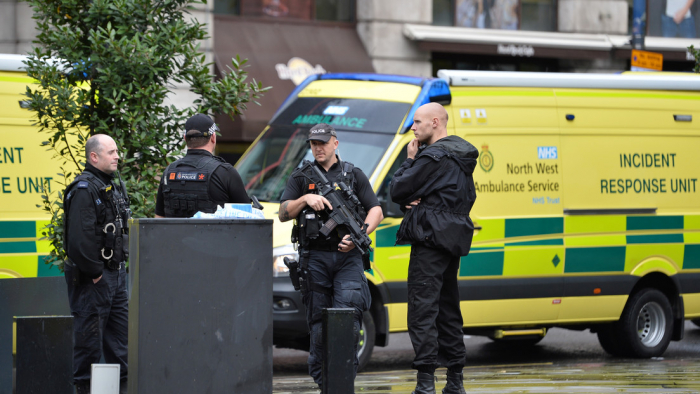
xmin=86 ymin=134 xmax=110 ymax=157
xmin=412 ymin=103 xmax=449 ymax=145
xmin=86 ymin=134 xmax=119 ymax=174
xmin=422 ymin=102 xmax=449 ymax=126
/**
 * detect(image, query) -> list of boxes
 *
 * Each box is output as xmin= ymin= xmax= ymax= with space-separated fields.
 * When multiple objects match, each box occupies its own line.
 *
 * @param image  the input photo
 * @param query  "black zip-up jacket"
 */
xmin=390 ymin=135 xmax=478 ymax=256
xmin=64 ymin=162 xmax=125 ymax=279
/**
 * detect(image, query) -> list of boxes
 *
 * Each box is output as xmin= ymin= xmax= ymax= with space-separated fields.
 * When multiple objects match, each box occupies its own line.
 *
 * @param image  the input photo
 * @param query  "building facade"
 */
xmin=2 ymin=0 xmax=698 ymax=159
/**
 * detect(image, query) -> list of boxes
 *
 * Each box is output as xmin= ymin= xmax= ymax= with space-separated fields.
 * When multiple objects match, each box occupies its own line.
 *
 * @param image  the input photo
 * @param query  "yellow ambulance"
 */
xmin=0 ymin=54 xmax=58 ymax=279
xmin=236 ymin=70 xmax=700 ymax=368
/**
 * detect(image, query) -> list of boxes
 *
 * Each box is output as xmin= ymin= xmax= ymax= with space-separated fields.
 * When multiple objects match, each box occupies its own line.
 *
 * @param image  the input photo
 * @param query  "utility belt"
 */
xmin=307 ymin=243 xmax=339 ymax=252
xmin=100 ymin=220 xmax=129 ymax=264
xmin=65 ymin=258 xmax=124 ymax=287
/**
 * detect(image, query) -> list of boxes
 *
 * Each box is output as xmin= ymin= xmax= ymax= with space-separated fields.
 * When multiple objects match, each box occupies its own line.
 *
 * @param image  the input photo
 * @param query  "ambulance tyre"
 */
xmin=692 ymin=319 xmax=700 ymax=328
xmin=357 ymin=311 xmax=375 ymax=372
xmin=615 ymin=288 xmax=673 ymax=358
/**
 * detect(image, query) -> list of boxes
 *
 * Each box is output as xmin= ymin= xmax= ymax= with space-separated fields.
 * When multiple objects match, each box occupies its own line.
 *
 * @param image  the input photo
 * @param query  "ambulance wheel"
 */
xmin=692 ymin=319 xmax=700 ymax=328
xmin=357 ymin=311 xmax=375 ymax=372
xmin=615 ymin=288 xmax=673 ymax=358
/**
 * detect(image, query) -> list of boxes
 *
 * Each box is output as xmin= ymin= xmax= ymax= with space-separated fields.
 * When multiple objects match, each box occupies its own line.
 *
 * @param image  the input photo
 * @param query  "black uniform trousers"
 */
xmin=408 ymin=243 xmax=466 ymax=373
xmin=302 ymin=248 xmax=371 ymax=385
xmin=64 ymin=263 xmax=129 ymax=384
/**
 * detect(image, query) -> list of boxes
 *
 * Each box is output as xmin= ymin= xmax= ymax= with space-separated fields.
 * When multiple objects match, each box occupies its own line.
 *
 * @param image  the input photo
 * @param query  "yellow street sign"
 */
xmin=631 ymin=49 xmax=663 ymax=71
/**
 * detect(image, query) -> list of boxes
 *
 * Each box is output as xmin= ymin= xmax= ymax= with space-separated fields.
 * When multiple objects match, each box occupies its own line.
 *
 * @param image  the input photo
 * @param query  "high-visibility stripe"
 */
xmin=0 ymin=221 xmax=36 ymax=238
xmin=0 ymin=241 xmax=37 ymax=254
xmin=685 ymin=245 xmax=700 ymax=269
xmin=565 ymin=247 xmax=626 ymax=273
xmin=460 ymin=251 xmax=504 ymax=276
xmin=507 ymin=238 xmax=563 ymax=246
xmin=375 ymin=224 xmax=398 ymax=247
xmin=627 ymin=216 xmax=684 ymax=231
xmin=452 ymin=90 xmax=554 ymax=97
xmin=627 ymin=234 xmax=684 ymax=244
xmin=556 ymin=91 xmax=700 ymax=101
xmin=505 ymin=217 xmax=563 ymax=238
xmin=0 ymin=75 xmax=35 ymax=83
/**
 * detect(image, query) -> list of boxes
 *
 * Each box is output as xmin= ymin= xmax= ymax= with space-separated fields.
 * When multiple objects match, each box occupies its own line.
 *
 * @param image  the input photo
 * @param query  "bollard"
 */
xmin=91 ymin=364 xmax=120 ymax=394
xmin=14 ymin=316 xmax=73 ymax=394
xmin=322 ymin=308 xmax=355 ymax=394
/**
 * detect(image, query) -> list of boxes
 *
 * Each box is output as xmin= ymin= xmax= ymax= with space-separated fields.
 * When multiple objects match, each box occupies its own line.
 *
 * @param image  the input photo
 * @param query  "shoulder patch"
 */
xmin=77 ymin=181 xmax=89 ymax=189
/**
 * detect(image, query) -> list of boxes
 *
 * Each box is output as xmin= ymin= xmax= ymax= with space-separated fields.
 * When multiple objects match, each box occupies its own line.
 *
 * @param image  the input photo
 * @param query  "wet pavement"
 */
xmin=273 ymin=359 xmax=700 ymax=393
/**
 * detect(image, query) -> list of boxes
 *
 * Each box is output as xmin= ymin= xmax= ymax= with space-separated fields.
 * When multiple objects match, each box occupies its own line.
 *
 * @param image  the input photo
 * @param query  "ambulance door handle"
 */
xmin=474 ymin=225 xmax=483 ymax=230
xmin=673 ymin=115 xmax=692 ymax=122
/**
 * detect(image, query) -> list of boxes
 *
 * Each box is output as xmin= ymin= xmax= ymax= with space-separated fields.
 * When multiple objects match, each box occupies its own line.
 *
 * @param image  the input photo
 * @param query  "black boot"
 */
xmin=75 ymin=380 xmax=90 ymax=394
xmin=412 ymin=372 xmax=436 ymax=394
xmin=442 ymin=370 xmax=466 ymax=394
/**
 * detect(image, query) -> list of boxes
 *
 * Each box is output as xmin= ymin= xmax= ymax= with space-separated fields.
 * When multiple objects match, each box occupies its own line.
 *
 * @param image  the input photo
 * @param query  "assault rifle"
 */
xmin=299 ymin=161 xmax=373 ymax=269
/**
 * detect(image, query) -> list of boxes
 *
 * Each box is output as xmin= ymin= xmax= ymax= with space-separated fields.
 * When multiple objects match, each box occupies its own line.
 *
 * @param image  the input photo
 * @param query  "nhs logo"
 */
xmin=323 ymin=106 xmax=349 ymax=116
xmin=538 ymin=146 xmax=558 ymax=159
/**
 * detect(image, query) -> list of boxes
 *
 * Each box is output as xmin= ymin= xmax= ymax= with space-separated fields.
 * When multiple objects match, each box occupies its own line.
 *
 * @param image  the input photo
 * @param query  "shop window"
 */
xmin=316 ymin=0 xmax=355 ymax=22
xmin=520 ymin=0 xmax=557 ymax=31
xmin=214 ymin=0 xmax=356 ymax=22
xmin=435 ymin=0 xmax=557 ymax=32
xmin=647 ymin=0 xmax=699 ymax=38
xmin=434 ymin=0 xmax=456 ymax=26
xmin=214 ymin=0 xmax=241 ymax=15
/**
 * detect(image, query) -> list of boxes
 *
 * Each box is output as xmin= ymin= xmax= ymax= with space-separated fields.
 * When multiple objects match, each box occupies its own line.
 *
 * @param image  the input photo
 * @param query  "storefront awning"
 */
xmin=403 ymin=24 xmax=699 ymax=62
xmin=214 ymin=17 xmax=374 ymax=142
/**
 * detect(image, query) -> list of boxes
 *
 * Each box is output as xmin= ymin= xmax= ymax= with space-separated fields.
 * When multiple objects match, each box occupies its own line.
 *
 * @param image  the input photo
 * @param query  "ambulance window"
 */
xmin=377 ymin=148 xmax=408 ymax=218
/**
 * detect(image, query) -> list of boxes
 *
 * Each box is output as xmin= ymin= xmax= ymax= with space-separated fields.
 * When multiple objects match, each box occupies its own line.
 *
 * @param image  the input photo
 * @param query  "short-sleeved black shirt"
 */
xmin=155 ymin=150 xmax=249 ymax=216
xmin=280 ymin=158 xmax=380 ymax=247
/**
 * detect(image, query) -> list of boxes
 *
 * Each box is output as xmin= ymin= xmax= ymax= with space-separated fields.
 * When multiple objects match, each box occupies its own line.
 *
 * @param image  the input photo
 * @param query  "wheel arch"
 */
xmin=630 ymin=271 xmax=684 ymax=341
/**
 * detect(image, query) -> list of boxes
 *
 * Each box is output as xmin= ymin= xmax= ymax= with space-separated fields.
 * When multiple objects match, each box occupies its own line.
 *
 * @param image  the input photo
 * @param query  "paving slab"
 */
xmin=273 ymin=359 xmax=700 ymax=393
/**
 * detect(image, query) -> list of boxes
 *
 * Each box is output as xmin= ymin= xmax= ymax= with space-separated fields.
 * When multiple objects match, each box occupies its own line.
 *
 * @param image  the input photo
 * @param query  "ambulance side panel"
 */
xmin=0 ymin=71 xmax=58 ymax=279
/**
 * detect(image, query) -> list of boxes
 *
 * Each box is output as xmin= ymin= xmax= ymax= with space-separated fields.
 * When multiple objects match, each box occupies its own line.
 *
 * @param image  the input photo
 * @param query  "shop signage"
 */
xmin=275 ymin=57 xmax=327 ymax=85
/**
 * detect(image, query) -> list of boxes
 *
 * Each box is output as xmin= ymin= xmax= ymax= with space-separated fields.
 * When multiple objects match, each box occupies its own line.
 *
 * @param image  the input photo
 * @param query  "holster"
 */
xmin=362 ymin=252 xmax=371 ymax=271
xmin=284 ymin=249 xmax=310 ymax=297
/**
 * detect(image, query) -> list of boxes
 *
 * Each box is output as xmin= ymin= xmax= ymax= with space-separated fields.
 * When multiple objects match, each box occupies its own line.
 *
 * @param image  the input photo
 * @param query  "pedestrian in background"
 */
xmin=390 ymin=103 xmax=479 ymax=394
xmin=155 ymin=113 xmax=249 ymax=218
xmin=63 ymin=134 xmax=131 ymax=394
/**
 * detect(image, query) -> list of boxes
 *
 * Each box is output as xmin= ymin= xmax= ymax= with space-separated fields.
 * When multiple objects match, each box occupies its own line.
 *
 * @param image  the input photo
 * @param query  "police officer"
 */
xmin=278 ymin=123 xmax=384 ymax=389
xmin=63 ymin=134 xmax=131 ymax=394
xmin=155 ymin=114 xmax=249 ymax=218
xmin=390 ymin=103 xmax=478 ymax=394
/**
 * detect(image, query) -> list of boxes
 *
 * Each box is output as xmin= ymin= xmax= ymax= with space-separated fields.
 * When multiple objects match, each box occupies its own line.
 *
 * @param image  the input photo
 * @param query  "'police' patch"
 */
xmin=176 ymin=172 xmax=206 ymax=181
xmin=77 ymin=181 xmax=89 ymax=189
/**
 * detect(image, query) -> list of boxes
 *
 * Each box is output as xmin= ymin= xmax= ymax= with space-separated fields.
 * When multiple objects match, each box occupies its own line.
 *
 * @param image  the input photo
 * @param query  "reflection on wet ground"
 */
xmin=273 ymin=359 xmax=700 ymax=393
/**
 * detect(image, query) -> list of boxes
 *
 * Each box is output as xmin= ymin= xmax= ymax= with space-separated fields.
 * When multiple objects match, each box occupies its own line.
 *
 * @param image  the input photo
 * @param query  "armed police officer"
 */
xmin=278 ymin=123 xmax=383 ymax=390
xmin=63 ymin=134 xmax=131 ymax=394
xmin=155 ymin=114 xmax=249 ymax=218
xmin=390 ymin=103 xmax=478 ymax=394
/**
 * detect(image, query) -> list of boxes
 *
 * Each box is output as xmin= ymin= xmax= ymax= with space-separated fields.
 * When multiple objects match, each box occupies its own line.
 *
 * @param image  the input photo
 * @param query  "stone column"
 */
xmin=165 ymin=1 xmax=215 ymax=112
xmin=356 ymin=0 xmax=433 ymax=77
xmin=558 ymin=0 xmax=629 ymax=34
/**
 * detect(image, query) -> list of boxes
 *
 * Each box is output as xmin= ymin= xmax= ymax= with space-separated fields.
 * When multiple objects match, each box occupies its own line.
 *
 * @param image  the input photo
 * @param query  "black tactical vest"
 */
xmin=64 ymin=171 xmax=130 ymax=264
xmin=295 ymin=160 xmax=366 ymax=249
xmin=162 ymin=153 xmax=226 ymax=217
